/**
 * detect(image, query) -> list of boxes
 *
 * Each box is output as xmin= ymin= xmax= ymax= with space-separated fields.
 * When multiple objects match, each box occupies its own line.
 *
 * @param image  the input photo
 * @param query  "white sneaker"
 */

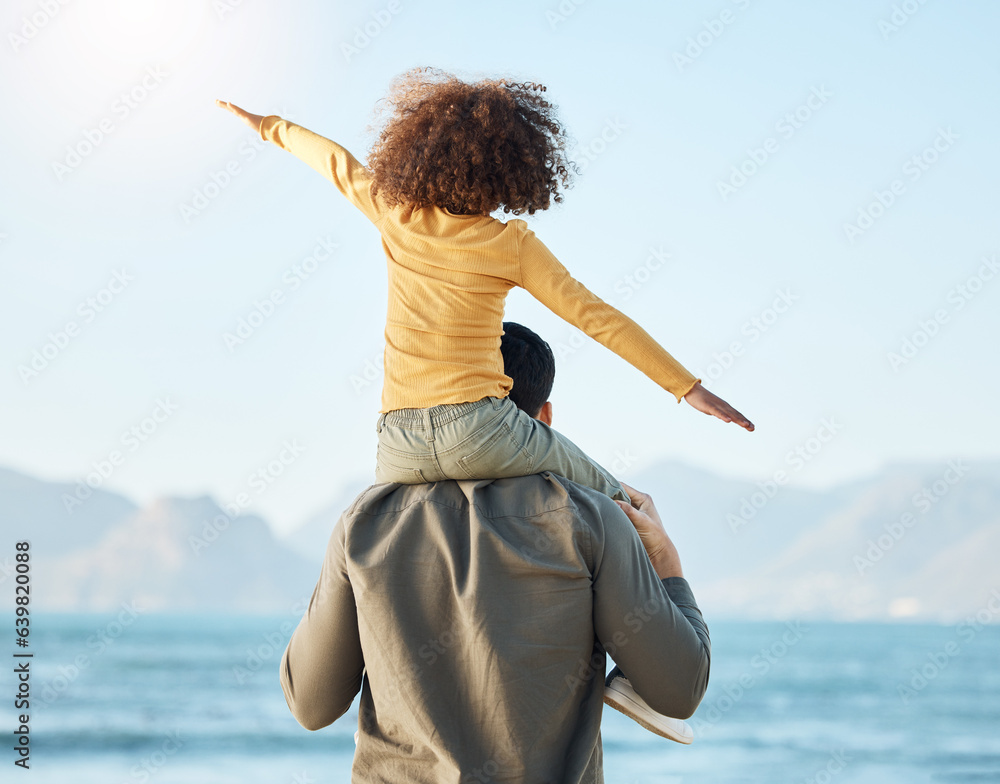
xmin=603 ymin=673 xmax=694 ymax=744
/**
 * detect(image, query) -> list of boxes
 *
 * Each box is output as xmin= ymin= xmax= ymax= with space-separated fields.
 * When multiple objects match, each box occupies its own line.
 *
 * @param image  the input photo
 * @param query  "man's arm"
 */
xmin=279 ymin=515 xmax=365 ymax=731
xmin=590 ymin=487 xmax=710 ymax=719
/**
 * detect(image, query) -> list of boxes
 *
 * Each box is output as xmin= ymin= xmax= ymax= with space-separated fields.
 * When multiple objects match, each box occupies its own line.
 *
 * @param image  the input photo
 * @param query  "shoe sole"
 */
xmin=603 ymin=681 xmax=694 ymax=744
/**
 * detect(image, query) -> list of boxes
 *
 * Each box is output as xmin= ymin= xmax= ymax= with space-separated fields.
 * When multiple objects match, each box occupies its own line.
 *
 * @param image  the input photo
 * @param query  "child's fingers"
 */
xmin=215 ymin=100 xmax=246 ymax=119
xmin=715 ymin=400 xmax=754 ymax=431
xmin=726 ymin=405 xmax=754 ymax=431
xmin=216 ymin=100 xmax=241 ymax=119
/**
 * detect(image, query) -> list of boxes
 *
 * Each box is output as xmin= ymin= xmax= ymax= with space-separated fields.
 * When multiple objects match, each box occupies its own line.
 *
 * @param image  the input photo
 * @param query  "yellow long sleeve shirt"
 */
xmin=259 ymin=116 xmax=700 ymax=413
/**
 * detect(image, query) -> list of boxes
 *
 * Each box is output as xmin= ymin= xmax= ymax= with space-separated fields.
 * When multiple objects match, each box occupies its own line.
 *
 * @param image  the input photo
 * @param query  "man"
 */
xmin=498 ymin=322 xmax=701 ymax=744
xmin=279 ymin=323 xmax=711 ymax=782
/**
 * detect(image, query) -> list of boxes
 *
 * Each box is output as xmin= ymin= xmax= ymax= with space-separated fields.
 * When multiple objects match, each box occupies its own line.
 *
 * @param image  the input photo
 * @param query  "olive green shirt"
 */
xmin=280 ymin=473 xmax=710 ymax=783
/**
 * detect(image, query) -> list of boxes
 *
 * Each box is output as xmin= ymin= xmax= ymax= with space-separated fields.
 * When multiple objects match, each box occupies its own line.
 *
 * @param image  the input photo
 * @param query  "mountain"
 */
xmin=279 ymin=457 xmax=1000 ymax=622
xmin=660 ymin=458 xmax=1000 ymax=621
xmin=0 ymin=465 xmax=137 ymax=556
xmin=28 ymin=494 xmax=320 ymax=613
xmin=3 ymin=458 xmax=997 ymax=620
xmin=278 ymin=478 xmax=374 ymax=562
xmin=621 ymin=459 xmax=839 ymax=585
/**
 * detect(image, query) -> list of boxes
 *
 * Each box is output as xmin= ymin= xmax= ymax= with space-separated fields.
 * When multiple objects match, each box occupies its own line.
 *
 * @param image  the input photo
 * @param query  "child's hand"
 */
xmin=683 ymin=382 xmax=754 ymax=431
xmin=215 ymin=100 xmax=265 ymax=134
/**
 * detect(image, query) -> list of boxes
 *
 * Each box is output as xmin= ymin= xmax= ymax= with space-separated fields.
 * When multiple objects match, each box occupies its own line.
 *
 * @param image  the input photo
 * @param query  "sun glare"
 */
xmin=73 ymin=0 xmax=207 ymax=64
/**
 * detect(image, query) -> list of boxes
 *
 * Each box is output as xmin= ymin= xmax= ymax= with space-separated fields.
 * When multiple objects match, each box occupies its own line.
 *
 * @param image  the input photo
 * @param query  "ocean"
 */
xmin=4 ymin=613 xmax=999 ymax=783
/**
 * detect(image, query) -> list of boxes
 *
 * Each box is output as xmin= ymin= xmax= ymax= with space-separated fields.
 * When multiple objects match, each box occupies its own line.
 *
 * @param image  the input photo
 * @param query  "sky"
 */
xmin=2 ymin=0 xmax=998 ymax=535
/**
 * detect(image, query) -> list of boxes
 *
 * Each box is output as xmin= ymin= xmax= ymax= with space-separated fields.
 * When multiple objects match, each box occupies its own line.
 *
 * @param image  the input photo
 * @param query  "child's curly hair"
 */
xmin=366 ymin=67 xmax=576 ymax=216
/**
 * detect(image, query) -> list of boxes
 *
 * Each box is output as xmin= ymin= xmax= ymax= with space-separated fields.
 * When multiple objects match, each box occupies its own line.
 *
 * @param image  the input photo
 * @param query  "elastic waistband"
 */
xmin=380 ymin=397 xmax=503 ymax=429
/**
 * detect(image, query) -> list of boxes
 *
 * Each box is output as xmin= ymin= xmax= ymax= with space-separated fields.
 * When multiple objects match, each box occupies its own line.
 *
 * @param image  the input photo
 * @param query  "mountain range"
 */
xmin=3 ymin=458 xmax=997 ymax=622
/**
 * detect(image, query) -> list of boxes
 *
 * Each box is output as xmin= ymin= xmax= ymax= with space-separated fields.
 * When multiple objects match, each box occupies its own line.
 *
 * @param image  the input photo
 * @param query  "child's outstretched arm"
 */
xmin=215 ymin=100 xmax=383 ymax=225
xmin=515 ymin=222 xmax=754 ymax=432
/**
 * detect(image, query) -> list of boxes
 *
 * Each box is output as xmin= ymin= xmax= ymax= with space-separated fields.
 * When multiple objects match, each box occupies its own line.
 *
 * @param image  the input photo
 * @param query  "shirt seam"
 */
xmin=350 ymin=494 xmax=579 ymax=523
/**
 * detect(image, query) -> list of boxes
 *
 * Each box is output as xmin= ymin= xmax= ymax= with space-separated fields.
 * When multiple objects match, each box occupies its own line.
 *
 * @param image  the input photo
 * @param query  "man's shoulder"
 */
xmin=345 ymin=473 xmax=619 ymax=523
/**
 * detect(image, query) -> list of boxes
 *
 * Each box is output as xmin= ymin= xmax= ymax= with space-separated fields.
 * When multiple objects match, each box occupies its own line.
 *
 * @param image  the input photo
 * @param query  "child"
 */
xmin=217 ymin=66 xmax=751 ymax=737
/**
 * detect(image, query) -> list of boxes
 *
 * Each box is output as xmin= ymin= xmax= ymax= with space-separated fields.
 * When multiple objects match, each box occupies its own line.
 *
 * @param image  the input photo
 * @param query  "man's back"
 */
xmin=280 ymin=473 xmax=710 ymax=783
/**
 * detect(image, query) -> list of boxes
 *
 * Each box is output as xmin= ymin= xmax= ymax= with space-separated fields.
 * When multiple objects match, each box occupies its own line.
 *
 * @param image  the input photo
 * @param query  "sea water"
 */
xmin=3 ymin=614 xmax=998 ymax=783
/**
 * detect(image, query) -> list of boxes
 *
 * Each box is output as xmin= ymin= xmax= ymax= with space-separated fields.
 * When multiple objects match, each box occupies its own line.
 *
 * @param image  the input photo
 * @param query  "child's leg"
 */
xmin=432 ymin=396 xmax=630 ymax=504
xmin=375 ymin=398 xmax=512 ymax=484
xmin=374 ymin=407 xmax=452 ymax=484
xmin=376 ymin=397 xmax=629 ymax=504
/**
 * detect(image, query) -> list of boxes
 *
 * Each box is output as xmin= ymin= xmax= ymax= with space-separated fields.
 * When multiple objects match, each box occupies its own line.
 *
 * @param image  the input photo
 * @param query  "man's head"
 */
xmin=500 ymin=322 xmax=554 ymax=425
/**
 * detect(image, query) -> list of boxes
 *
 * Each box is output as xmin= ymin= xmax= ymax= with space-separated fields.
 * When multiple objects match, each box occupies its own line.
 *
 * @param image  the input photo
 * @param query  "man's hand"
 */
xmin=683 ymin=382 xmax=754 ymax=432
xmin=616 ymin=482 xmax=683 ymax=580
xmin=216 ymin=99 xmax=265 ymax=134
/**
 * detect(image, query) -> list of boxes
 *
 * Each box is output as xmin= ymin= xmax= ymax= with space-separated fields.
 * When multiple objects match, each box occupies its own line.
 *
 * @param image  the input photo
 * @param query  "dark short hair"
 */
xmin=500 ymin=322 xmax=555 ymax=418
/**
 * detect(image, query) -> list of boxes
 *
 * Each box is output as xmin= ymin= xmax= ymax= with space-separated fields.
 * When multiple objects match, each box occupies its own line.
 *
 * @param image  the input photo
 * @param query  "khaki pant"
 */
xmin=375 ymin=396 xmax=629 ymax=503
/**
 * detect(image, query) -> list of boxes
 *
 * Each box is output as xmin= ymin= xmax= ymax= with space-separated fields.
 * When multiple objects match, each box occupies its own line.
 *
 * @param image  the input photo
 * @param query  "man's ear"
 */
xmin=536 ymin=401 xmax=553 ymax=426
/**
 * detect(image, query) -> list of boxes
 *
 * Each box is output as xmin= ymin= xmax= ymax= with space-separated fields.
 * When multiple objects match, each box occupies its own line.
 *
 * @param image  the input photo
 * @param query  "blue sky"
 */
xmin=3 ymin=0 xmax=998 ymax=534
